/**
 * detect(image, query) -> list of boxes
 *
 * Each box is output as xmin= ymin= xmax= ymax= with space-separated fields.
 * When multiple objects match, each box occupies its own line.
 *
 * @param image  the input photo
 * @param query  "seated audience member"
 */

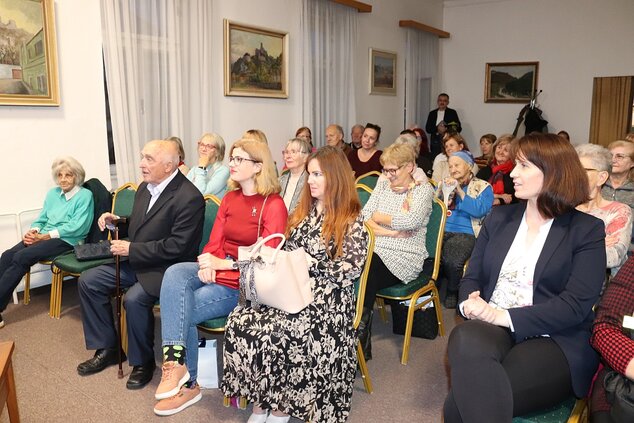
xmin=326 ymin=124 xmax=352 ymax=156
xmin=0 ymin=157 xmax=93 ymax=328
xmin=602 ymin=140 xmax=634 ymax=253
xmin=360 ymin=143 xmax=434 ymax=358
xmin=394 ymin=133 xmax=431 ymax=181
xmin=474 ymin=133 xmax=496 ymax=169
xmin=590 ymin=256 xmax=634 ymax=423
xmin=432 ymin=134 xmax=479 ymax=184
xmin=243 ymin=129 xmax=268 ymax=144
xmin=444 ymin=134 xmax=606 ymax=422
xmin=429 ymin=121 xmax=448 ymax=161
xmin=576 ymin=143 xmax=632 ymax=276
xmin=557 ymin=130 xmax=571 ymax=142
xmin=166 ymin=136 xmax=189 ymax=174
xmin=186 ymin=133 xmax=229 ymax=198
xmin=436 ymin=151 xmax=493 ymax=308
xmin=350 ymin=123 xmax=365 ymax=149
xmin=222 ymin=146 xmax=368 ymax=423
xmin=347 ymin=123 xmax=382 ymax=178
xmin=76 ymin=140 xmax=205 ymax=391
xmin=153 ymin=139 xmax=287 ymax=416
xmin=295 ymin=126 xmax=314 ymax=150
xmin=412 ymin=127 xmax=431 ymax=158
xmin=477 ymin=134 xmax=517 ymax=206
xmin=280 ymin=137 xmax=311 ymax=212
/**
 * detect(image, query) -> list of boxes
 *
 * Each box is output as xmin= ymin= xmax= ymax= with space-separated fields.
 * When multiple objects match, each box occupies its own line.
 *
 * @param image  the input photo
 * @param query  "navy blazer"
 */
xmin=425 ymin=107 xmax=462 ymax=135
xmin=126 ymin=171 xmax=204 ymax=297
xmin=459 ymin=203 xmax=606 ymax=397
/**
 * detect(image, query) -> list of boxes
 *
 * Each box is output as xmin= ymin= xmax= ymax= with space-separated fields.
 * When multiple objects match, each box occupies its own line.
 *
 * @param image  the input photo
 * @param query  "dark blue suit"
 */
xmin=459 ymin=203 xmax=606 ymax=397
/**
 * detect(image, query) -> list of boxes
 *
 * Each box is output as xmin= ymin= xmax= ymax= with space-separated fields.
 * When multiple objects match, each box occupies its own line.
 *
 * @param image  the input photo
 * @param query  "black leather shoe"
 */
xmin=77 ymin=349 xmax=122 ymax=376
xmin=126 ymin=361 xmax=156 ymax=390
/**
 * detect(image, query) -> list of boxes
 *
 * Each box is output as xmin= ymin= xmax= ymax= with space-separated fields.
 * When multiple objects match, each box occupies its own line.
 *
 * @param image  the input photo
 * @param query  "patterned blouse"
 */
xmin=584 ymin=201 xmax=632 ymax=273
xmin=362 ymin=178 xmax=434 ymax=282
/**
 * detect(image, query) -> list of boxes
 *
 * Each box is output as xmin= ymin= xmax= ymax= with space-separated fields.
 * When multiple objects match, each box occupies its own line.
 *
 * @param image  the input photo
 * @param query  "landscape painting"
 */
xmin=0 ymin=0 xmax=59 ymax=105
xmin=369 ymin=48 xmax=396 ymax=95
xmin=485 ymin=62 xmax=538 ymax=103
xmin=224 ymin=20 xmax=288 ymax=98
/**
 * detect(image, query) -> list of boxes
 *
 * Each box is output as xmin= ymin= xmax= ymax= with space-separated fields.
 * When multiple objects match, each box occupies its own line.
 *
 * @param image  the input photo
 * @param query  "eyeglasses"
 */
xmin=612 ymin=153 xmax=629 ymax=162
xmin=381 ymin=165 xmax=404 ymax=177
xmin=198 ymin=142 xmax=216 ymax=150
xmin=229 ymin=156 xmax=260 ymax=165
xmin=282 ymin=149 xmax=304 ymax=156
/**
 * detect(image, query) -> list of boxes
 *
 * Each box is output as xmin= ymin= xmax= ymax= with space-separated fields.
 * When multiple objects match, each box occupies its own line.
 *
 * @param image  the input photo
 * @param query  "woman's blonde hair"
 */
xmin=287 ymin=146 xmax=361 ymax=259
xmin=243 ymin=129 xmax=268 ymax=145
xmin=381 ymin=143 xmax=416 ymax=167
xmin=227 ymin=139 xmax=280 ymax=195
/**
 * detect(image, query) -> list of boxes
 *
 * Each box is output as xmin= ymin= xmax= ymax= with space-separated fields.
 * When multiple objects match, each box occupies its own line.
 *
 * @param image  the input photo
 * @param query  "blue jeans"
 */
xmin=160 ymin=262 xmax=239 ymax=382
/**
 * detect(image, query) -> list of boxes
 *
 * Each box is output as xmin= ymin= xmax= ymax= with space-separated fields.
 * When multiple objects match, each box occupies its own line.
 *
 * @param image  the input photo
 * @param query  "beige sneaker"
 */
xmin=153 ymin=384 xmax=202 ymax=416
xmin=155 ymin=361 xmax=190 ymax=400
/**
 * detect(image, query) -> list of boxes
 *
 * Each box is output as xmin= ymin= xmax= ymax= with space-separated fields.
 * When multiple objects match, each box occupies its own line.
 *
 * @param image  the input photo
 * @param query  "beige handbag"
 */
xmin=237 ymin=233 xmax=313 ymax=314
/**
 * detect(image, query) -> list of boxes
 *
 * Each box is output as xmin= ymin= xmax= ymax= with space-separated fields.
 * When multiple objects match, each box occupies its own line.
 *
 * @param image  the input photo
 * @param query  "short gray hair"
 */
xmin=200 ymin=132 xmax=226 ymax=162
xmin=286 ymin=137 xmax=311 ymax=155
xmin=575 ymin=143 xmax=612 ymax=172
xmin=51 ymin=156 xmax=86 ymax=186
xmin=394 ymin=133 xmax=420 ymax=156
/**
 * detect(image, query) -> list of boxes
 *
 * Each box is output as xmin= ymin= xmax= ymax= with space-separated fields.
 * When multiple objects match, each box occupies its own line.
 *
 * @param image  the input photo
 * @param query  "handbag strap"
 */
xmin=249 ymin=233 xmax=286 ymax=263
xmin=257 ymin=195 xmax=269 ymax=239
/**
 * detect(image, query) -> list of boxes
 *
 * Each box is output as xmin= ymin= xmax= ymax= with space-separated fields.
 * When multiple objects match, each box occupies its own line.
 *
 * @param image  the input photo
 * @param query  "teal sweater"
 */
xmin=30 ymin=187 xmax=94 ymax=246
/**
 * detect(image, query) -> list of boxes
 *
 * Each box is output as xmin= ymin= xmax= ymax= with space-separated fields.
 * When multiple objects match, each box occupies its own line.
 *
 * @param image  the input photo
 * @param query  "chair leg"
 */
xmin=121 ymin=303 xmax=128 ymax=355
xmin=431 ymin=285 xmax=445 ymax=337
xmin=223 ymin=396 xmax=231 ymax=407
xmin=24 ymin=270 xmax=30 ymax=305
xmin=48 ymin=271 xmax=58 ymax=318
xmin=401 ymin=302 xmax=417 ymax=365
xmin=356 ymin=342 xmax=373 ymax=394
xmin=238 ymin=397 xmax=248 ymax=410
xmin=376 ymin=297 xmax=388 ymax=323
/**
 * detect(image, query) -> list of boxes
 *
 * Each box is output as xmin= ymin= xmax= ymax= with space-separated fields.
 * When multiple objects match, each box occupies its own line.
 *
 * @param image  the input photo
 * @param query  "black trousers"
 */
xmin=78 ymin=262 xmax=158 ymax=366
xmin=444 ymin=320 xmax=573 ymax=423
xmin=0 ymin=239 xmax=72 ymax=312
xmin=441 ymin=232 xmax=476 ymax=293
xmin=363 ymin=253 xmax=401 ymax=309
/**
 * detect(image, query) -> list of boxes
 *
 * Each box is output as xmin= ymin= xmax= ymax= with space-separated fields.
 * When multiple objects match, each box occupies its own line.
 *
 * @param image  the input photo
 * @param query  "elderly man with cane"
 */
xmin=76 ymin=140 xmax=204 ymax=390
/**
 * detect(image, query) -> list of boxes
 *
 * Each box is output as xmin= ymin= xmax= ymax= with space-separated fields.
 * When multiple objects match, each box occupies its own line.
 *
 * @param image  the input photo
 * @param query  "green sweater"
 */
xmin=30 ymin=186 xmax=94 ymax=246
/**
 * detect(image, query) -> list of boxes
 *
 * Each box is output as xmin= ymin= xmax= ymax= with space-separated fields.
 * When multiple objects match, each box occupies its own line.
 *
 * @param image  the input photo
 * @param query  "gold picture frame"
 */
xmin=369 ymin=48 xmax=396 ymax=96
xmin=224 ymin=19 xmax=288 ymax=98
xmin=0 ymin=0 xmax=60 ymax=106
xmin=484 ymin=61 xmax=539 ymax=103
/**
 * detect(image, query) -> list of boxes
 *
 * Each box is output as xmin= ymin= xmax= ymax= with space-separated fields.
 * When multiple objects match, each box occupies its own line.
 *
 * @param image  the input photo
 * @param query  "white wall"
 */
xmin=0 ymin=0 xmax=110 ymax=291
xmin=0 ymin=0 xmax=110 ymax=214
xmin=442 ymin=0 xmax=634 ymax=152
xmin=210 ymin=0 xmax=444 ymax=167
xmin=355 ymin=0 xmax=443 ymax=144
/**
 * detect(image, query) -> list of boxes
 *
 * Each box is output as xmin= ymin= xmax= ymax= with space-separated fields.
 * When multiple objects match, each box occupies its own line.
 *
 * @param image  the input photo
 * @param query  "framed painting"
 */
xmin=369 ymin=48 xmax=396 ymax=95
xmin=484 ymin=61 xmax=539 ymax=103
xmin=0 ymin=0 xmax=59 ymax=106
xmin=224 ymin=19 xmax=288 ymax=98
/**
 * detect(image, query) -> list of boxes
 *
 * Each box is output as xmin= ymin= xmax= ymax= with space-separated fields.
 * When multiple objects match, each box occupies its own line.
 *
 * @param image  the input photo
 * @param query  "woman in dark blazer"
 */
xmin=444 ymin=133 xmax=607 ymax=422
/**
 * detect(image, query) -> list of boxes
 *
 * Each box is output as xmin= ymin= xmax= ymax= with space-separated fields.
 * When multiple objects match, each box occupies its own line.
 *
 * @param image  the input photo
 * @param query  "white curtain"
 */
xmin=301 ymin=0 xmax=357 ymax=147
xmin=101 ymin=0 xmax=213 ymax=185
xmin=404 ymin=28 xmax=438 ymax=130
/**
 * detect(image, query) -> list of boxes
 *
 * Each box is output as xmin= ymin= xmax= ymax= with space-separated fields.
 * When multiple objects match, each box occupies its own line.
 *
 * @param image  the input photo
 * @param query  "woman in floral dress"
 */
xmin=222 ymin=146 xmax=369 ymax=423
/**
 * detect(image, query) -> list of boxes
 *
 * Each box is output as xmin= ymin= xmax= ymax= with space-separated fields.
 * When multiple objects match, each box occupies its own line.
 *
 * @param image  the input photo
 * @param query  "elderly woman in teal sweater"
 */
xmin=0 ymin=157 xmax=94 ymax=328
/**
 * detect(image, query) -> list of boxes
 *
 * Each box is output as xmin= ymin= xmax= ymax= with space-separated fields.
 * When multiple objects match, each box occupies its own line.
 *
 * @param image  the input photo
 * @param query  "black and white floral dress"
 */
xmin=221 ymin=208 xmax=368 ymax=422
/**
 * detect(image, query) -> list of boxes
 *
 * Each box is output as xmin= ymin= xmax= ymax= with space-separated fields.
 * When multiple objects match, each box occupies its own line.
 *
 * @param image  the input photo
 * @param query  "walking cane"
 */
xmin=109 ymin=217 xmax=127 ymax=379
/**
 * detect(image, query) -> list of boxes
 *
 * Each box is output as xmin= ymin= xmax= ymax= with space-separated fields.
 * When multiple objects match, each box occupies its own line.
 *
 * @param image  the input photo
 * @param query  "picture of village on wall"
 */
xmin=0 ymin=0 xmax=48 ymax=96
xmin=225 ymin=20 xmax=288 ymax=98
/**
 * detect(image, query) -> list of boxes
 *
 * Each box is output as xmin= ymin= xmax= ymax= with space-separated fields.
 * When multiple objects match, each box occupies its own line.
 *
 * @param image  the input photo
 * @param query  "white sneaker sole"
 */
xmin=153 ymin=391 xmax=202 ymax=416
xmin=154 ymin=370 xmax=191 ymax=400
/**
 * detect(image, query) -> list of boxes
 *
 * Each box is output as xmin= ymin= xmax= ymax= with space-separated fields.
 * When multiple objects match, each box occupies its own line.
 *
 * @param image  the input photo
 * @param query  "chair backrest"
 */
xmin=355 ymin=171 xmax=381 ymax=189
xmin=356 ymin=183 xmax=373 ymax=208
xmin=83 ymin=178 xmax=113 ymax=243
xmin=425 ymin=197 xmax=447 ymax=282
xmin=353 ymin=223 xmax=375 ymax=330
xmin=112 ymin=183 xmax=137 ymax=218
xmin=200 ymin=194 xmax=221 ymax=253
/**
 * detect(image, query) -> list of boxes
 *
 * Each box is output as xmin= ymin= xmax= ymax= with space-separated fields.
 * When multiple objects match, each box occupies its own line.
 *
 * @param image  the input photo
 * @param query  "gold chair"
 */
xmin=0 ymin=341 xmax=19 ymax=422
xmin=354 ymin=223 xmax=375 ymax=393
xmin=356 ymin=183 xmax=373 ymax=207
xmin=375 ymin=197 xmax=447 ymax=365
xmin=512 ymin=397 xmax=588 ymax=423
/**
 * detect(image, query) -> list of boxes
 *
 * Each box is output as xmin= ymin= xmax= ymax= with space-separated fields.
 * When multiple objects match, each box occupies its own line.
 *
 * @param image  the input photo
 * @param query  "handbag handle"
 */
xmin=249 ymin=233 xmax=286 ymax=264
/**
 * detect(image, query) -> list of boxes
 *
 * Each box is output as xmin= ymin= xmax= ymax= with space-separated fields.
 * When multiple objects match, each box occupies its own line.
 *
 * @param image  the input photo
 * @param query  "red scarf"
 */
xmin=489 ymin=160 xmax=514 ymax=195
